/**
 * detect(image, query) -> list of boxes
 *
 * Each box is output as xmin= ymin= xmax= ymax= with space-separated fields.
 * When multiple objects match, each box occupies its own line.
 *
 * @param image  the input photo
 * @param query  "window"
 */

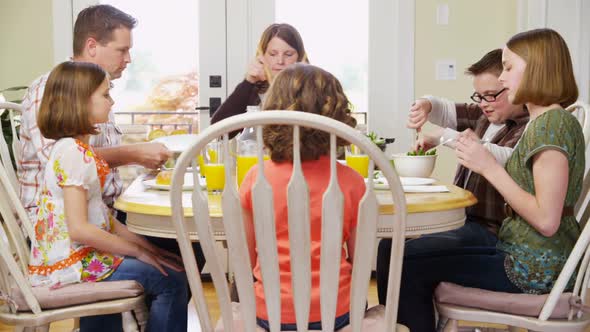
xmin=98 ymin=0 xmax=200 ymax=132
xmin=276 ymin=0 xmax=368 ymax=122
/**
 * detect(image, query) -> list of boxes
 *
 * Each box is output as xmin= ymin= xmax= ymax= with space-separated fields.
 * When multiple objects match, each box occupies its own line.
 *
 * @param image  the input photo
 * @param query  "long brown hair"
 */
xmin=38 ymin=62 xmax=107 ymax=140
xmin=262 ymin=63 xmax=356 ymax=162
xmin=255 ymin=23 xmax=309 ymax=93
xmin=507 ymin=28 xmax=578 ymax=108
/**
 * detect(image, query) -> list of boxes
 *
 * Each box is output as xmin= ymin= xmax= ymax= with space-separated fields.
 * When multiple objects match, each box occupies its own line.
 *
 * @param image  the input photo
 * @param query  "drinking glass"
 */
xmin=202 ymin=141 xmax=225 ymax=193
xmin=236 ymin=140 xmax=269 ymax=187
xmin=345 ymin=144 xmax=369 ymax=178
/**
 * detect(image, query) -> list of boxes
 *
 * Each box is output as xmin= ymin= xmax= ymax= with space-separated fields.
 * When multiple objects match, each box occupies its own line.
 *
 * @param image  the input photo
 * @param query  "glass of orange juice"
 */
xmin=345 ymin=144 xmax=369 ymax=178
xmin=202 ymin=141 xmax=225 ymax=193
xmin=236 ymin=140 xmax=269 ymax=187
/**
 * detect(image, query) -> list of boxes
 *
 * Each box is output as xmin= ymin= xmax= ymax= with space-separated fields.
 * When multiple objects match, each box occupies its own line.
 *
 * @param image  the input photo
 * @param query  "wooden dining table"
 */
xmin=114 ymin=174 xmax=477 ymax=239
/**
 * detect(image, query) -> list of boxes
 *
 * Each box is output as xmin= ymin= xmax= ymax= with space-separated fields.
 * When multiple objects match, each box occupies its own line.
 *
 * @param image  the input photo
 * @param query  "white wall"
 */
xmin=518 ymin=0 xmax=590 ymax=103
xmin=415 ymin=0 xmax=518 ymax=183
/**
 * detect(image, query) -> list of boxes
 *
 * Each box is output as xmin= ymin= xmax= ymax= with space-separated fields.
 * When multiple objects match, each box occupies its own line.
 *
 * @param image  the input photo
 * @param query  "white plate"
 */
xmin=151 ymin=134 xmax=199 ymax=153
xmin=367 ymin=174 xmax=435 ymax=190
xmin=143 ymin=173 xmax=205 ymax=191
xmin=400 ymin=177 xmax=436 ymax=186
xmin=403 ymin=185 xmax=449 ymax=193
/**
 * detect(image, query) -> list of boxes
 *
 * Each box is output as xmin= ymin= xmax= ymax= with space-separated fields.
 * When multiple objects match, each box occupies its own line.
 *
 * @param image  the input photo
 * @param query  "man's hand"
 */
xmin=407 ymin=99 xmax=433 ymax=130
xmin=134 ymin=142 xmax=173 ymax=169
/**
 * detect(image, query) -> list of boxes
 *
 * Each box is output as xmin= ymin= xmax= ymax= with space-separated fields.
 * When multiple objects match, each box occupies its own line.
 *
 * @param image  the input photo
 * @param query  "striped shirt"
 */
xmin=18 ymin=73 xmax=123 ymax=221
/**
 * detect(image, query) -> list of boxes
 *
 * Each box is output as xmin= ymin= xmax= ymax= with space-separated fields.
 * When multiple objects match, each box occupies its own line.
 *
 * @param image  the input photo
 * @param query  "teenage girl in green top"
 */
xmin=398 ymin=28 xmax=584 ymax=332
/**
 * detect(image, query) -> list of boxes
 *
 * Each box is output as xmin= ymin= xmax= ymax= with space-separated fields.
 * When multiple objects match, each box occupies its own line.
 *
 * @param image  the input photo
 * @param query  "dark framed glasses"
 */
xmin=470 ymin=88 xmax=507 ymax=103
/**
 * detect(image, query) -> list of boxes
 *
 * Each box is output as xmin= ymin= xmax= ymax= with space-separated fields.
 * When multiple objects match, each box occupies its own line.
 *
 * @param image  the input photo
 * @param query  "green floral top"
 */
xmin=497 ymin=108 xmax=585 ymax=294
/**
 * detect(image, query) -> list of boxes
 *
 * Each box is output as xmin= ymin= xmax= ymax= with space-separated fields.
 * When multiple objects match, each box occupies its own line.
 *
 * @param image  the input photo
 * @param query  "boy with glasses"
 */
xmin=376 ymin=49 xmax=529 ymax=304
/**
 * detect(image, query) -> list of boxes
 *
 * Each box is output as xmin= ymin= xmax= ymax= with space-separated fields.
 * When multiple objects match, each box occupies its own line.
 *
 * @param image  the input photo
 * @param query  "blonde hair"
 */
xmin=38 ymin=62 xmax=107 ymax=140
xmin=262 ymin=63 xmax=356 ymax=162
xmin=508 ymin=28 xmax=578 ymax=107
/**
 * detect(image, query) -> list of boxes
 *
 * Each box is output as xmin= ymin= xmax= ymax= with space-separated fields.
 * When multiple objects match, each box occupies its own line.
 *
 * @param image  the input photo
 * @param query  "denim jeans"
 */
xmin=113 ymin=211 xmax=206 ymax=272
xmin=397 ymin=246 xmax=522 ymax=332
xmin=79 ymin=257 xmax=188 ymax=332
xmin=256 ymin=312 xmax=350 ymax=331
xmin=376 ymin=220 xmax=498 ymax=304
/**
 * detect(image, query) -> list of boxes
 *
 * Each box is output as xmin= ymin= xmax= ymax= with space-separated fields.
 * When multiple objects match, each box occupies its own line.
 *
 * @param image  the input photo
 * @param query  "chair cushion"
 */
xmin=215 ymin=302 xmax=408 ymax=331
xmin=434 ymin=282 xmax=573 ymax=319
xmin=12 ymin=280 xmax=144 ymax=312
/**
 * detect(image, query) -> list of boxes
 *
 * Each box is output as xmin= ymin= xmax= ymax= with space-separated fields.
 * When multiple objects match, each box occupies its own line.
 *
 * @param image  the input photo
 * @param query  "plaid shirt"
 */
xmin=453 ymin=103 xmax=529 ymax=234
xmin=18 ymin=73 xmax=123 ymax=220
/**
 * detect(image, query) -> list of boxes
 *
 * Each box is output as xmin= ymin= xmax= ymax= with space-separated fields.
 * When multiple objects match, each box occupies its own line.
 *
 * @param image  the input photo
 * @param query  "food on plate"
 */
xmin=164 ymin=158 xmax=176 ymax=169
xmin=155 ymin=170 xmax=173 ymax=185
xmin=148 ymin=128 xmax=168 ymax=141
xmin=170 ymin=129 xmax=188 ymax=135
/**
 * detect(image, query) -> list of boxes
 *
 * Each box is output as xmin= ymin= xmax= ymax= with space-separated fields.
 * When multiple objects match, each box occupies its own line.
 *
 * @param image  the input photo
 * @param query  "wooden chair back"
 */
xmin=170 ymin=111 xmax=408 ymax=331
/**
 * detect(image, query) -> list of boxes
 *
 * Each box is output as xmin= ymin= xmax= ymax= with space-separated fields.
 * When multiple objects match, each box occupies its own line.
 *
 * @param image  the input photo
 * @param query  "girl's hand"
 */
xmin=407 ymin=99 xmax=432 ymax=130
xmin=137 ymin=251 xmax=169 ymax=276
xmin=141 ymin=243 xmax=184 ymax=272
xmin=245 ymin=56 xmax=267 ymax=84
xmin=155 ymin=254 xmax=185 ymax=273
xmin=455 ymin=136 xmax=499 ymax=176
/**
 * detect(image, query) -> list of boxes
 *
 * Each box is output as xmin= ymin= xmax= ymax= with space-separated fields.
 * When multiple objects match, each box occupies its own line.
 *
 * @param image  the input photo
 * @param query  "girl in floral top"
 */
xmin=398 ymin=29 xmax=584 ymax=332
xmin=29 ymin=61 xmax=187 ymax=332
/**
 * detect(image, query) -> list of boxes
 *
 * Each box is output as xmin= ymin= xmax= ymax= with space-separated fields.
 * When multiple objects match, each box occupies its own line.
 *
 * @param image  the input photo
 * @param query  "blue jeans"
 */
xmin=80 ymin=257 xmax=188 ymax=332
xmin=376 ymin=220 xmax=498 ymax=304
xmin=256 ymin=312 xmax=350 ymax=331
xmin=397 ymin=247 xmax=522 ymax=332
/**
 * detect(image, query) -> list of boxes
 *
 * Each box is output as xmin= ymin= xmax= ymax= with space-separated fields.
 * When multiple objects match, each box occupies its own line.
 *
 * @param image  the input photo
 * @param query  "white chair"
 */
xmin=170 ymin=111 xmax=409 ymax=331
xmin=568 ymin=101 xmax=590 ymax=227
xmin=567 ymin=101 xmax=590 ymax=147
xmin=0 ymin=101 xmax=22 ymax=192
xmin=0 ymin=150 xmax=148 ymax=332
xmin=435 ymin=187 xmax=590 ymax=332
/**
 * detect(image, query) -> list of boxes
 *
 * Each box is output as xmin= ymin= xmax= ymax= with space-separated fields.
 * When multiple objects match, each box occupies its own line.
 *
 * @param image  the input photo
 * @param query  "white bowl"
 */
xmin=390 ymin=153 xmax=437 ymax=178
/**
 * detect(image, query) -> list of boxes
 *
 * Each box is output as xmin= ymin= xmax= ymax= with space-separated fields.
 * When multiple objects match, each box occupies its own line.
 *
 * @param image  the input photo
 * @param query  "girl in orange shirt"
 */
xmin=239 ymin=63 xmax=366 ymax=331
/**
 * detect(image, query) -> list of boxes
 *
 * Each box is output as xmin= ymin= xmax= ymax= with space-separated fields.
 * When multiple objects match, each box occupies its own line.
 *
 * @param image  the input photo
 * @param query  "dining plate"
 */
xmin=151 ymin=134 xmax=199 ymax=153
xmin=403 ymin=185 xmax=449 ymax=193
xmin=367 ymin=174 xmax=436 ymax=190
xmin=400 ymin=177 xmax=436 ymax=186
xmin=143 ymin=173 xmax=205 ymax=191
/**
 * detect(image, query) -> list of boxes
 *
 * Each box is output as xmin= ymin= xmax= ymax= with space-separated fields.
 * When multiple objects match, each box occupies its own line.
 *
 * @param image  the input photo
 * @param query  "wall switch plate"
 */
xmin=437 ymin=4 xmax=449 ymax=25
xmin=209 ymin=75 xmax=222 ymax=88
xmin=435 ymin=60 xmax=456 ymax=80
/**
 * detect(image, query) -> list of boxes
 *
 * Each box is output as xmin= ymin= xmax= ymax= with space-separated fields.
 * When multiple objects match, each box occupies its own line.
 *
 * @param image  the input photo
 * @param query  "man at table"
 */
xmin=18 ymin=4 xmax=204 ymax=331
xmin=376 ymin=49 xmax=529 ymax=304
xmin=19 ymin=5 xmax=170 ymax=226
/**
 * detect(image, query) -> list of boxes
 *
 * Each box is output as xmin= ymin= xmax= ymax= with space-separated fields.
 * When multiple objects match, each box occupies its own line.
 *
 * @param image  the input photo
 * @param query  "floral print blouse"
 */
xmin=29 ymin=138 xmax=123 ymax=287
xmin=497 ymin=108 xmax=585 ymax=294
